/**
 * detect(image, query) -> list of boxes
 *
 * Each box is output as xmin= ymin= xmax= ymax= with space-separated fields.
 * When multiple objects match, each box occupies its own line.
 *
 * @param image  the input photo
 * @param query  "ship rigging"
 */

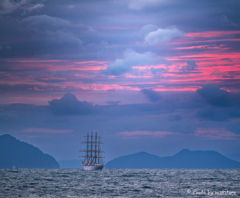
xmin=80 ymin=131 xmax=104 ymax=170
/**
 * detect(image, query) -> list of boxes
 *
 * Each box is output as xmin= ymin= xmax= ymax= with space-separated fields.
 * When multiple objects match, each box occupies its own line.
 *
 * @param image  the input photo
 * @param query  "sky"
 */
xmin=1 ymin=0 xmax=240 ymax=162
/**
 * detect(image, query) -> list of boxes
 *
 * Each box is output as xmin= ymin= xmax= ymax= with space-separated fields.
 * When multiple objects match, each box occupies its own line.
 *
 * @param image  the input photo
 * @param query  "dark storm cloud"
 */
xmin=0 ymin=11 xmax=95 ymax=59
xmin=48 ymin=93 xmax=94 ymax=116
xmin=21 ymin=14 xmax=78 ymax=30
xmin=0 ymin=0 xmax=240 ymax=62
xmin=195 ymin=85 xmax=240 ymax=121
xmin=20 ymin=14 xmax=84 ymax=46
xmin=0 ymin=0 xmax=135 ymax=60
xmin=0 ymin=0 xmax=44 ymax=15
xmin=141 ymin=89 xmax=162 ymax=103
xmin=197 ymin=84 xmax=240 ymax=107
xmin=117 ymin=0 xmax=240 ymax=29
xmin=0 ymin=14 xmax=90 ymax=59
xmin=137 ymin=85 xmax=240 ymax=122
xmin=196 ymin=107 xmax=240 ymax=121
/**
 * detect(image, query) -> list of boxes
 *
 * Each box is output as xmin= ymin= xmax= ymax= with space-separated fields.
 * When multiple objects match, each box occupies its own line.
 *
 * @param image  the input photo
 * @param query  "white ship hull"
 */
xmin=82 ymin=164 xmax=104 ymax=171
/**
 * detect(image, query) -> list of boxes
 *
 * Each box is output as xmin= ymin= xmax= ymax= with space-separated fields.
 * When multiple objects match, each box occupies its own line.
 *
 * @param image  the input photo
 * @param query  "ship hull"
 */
xmin=82 ymin=164 xmax=104 ymax=171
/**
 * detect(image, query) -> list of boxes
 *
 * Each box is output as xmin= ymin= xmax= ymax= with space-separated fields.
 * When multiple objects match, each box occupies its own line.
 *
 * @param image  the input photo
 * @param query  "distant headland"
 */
xmin=105 ymin=149 xmax=240 ymax=169
xmin=0 ymin=134 xmax=59 ymax=169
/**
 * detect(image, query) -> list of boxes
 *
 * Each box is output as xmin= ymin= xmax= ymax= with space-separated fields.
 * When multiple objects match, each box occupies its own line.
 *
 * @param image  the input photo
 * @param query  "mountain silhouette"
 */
xmin=105 ymin=149 xmax=240 ymax=169
xmin=0 ymin=134 xmax=59 ymax=169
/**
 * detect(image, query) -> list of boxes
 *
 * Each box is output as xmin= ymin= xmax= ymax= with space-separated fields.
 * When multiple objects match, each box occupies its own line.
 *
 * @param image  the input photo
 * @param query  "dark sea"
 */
xmin=0 ymin=169 xmax=239 ymax=198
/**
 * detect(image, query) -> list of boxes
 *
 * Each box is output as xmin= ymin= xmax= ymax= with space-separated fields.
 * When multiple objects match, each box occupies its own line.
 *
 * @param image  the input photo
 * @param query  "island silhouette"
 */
xmin=105 ymin=150 xmax=240 ymax=169
xmin=0 ymin=134 xmax=59 ymax=169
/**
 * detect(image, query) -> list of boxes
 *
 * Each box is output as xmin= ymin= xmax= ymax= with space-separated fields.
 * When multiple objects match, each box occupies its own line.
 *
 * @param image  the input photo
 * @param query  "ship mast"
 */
xmin=90 ymin=131 xmax=93 ymax=163
xmin=80 ymin=131 xmax=104 ymax=164
xmin=86 ymin=132 xmax=89 ymax=163
xmin=95 ymin=132 xmax=97 ymax=164
xmin=98 ymin=136 xmax=101 ymax=164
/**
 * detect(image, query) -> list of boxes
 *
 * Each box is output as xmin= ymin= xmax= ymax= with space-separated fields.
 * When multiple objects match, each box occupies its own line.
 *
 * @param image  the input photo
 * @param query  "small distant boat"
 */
xmin=80 ymin=131 xmax=104 ymax=171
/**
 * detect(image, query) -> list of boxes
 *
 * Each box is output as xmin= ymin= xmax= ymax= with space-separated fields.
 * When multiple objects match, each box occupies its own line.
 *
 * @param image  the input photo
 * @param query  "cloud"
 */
xmin=21 ymin=15 xmax=83 ymax=45
xmin=195 ymin=85 xmax=240 ymax=121
xmin=118 ymin=130 xmax=176 ymax=138
xmin=0 ymin=84 xmax=62 ymax=95
xmin=220 ymin=15 xmax=239 ymax=27
xmin=68 ymin=5 xmax=75 ymax=9
xmin=106 ymin=101 xmax=121 ymax=105
xmin=102 ymin=50 xmax=167 ymax=76
xmin=150 ymin=67 xmax=166 ymax=74
xmin=26 ymin=4 xmax=44 ymax=12
xmin=129 ymin=0 xmax=160 ymax=10
xmin=115 ymin=0 xmax=164 ymax=10
xmin=140 ymin=24 xmax=159 ymax=37
xmin=197 ymin=85 xmax=240 ymax=107
xmin=168 ymin=114 xmax=182 ymax=121
xmin=14 ymin=15 xmax=84 ymax=55
xmin=186 ymin=60 xmax=198 ymax=70
xmin=0 ymin=0 xmax=44 ymax=15
xmin=141 ymin=89 xmax=162 ymax=103
xmin=22 ymin=128 xmax=73 ymax=133
xmin=44 ymin=30 xmax=83 ymax=45
xmin=196 ymin=107 xmax=240 ymax=121
xmin=48 ymin=93 xmax=94 ymax=116
xmin=194 ymin=128 xmax=240 ymax=140
xmin=179 ymin=60 xmax=198 ymax=72
xmin=0 ymin=0 xmax=25 ymax=14
xmin=21 ymin=15 xmax=75 ymax=30
xmin=144 ymin=26 xmax=184 ymax=45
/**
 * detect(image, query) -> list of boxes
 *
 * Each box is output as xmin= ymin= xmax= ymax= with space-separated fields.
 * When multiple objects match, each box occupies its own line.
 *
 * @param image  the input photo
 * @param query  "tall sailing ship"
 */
xmin=80 ymin=131 xmax=104 ymax=170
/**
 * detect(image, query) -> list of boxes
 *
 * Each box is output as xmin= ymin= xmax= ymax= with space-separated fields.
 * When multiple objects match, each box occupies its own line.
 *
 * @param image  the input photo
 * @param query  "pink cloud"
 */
xmin=185 ymin=30 xmax=240 ymax=38
xmin=194 ymin=128 xmax=240 ymax=140
xmin=22 ymin=128 xmax=73 ymax=133
xmin=175 ymin=44 xmax=228 ymax=50
xmin=118 ymin=130 xmax=177 ymax=138
xmin=171 ymin=30 xmax=240 ymax=45
xmin=2 ymin=59 xmax=108 ymax=72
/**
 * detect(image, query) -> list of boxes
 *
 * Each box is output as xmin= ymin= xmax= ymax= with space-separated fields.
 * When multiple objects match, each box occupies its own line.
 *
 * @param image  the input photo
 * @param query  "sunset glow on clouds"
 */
xmin=1 ymin=29 xmax=240 ymax=101
xmin=194 ymin=128 xmax=240 ymax=140
xmin=22 ymin=128 xmax=73 ymax=134
xmin=1 ymin=0 xmax=240 ymax=160
xmin=118 ymin=131 xmax=177 ymax=138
